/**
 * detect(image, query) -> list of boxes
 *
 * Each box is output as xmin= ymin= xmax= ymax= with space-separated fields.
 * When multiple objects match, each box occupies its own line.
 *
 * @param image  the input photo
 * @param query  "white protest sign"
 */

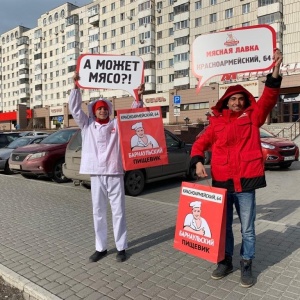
xmin=76 ymin=54 xmax=144 ymax=100
xmin=192 ymin=25 xmax=276 ymax=92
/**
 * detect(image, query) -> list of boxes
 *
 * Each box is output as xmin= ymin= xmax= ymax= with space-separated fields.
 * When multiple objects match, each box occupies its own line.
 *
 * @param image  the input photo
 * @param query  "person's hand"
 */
xmin=273 ymin=48 xmax=283 ymax=68
xmin=271 ymin=48 xmax=283 ymax=78
xmin=195 ymin=162 xmax=208 ymax=178
xmin=138 ymin=83 xmax=145 ymax=96
xmin=73 ymin=72 xmax=80 ymax=89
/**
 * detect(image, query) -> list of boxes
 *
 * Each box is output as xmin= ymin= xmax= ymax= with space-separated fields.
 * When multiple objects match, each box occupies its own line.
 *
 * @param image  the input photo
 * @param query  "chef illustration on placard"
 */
xmin=183 ymin=201 xmax=212 ymax=238
xmin=130 ymin=122 xmax=159 ymax=151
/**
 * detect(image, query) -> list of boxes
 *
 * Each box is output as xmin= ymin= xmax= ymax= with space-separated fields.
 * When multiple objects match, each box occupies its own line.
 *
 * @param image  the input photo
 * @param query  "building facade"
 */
xmin=0 ymin=0 xmax=300 ymax=130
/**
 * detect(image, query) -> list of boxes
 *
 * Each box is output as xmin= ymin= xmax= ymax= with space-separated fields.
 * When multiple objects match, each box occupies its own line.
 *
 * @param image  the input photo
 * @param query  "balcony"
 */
xmin=89 ymin=14 xmax=99 ymax=27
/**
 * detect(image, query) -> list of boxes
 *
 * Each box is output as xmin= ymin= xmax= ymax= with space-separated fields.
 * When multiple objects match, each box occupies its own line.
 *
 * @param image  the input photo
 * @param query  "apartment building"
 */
xmin=0 ymin=0 xmax=300 ymax=130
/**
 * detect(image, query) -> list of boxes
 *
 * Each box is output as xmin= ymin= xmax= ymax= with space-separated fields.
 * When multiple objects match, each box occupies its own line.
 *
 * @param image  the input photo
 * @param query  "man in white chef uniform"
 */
xmin=69 ymin=72 xmax=127 ymax=263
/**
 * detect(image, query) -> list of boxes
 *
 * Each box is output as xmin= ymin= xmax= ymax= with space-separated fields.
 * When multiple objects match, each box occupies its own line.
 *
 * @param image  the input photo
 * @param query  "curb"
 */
xmin=0 ymin=264 xmax=62 ymax=300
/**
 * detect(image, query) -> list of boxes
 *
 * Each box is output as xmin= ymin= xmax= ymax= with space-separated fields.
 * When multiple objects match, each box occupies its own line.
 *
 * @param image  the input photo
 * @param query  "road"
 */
xmin=0 ymin=163 xmax=300 ymax=300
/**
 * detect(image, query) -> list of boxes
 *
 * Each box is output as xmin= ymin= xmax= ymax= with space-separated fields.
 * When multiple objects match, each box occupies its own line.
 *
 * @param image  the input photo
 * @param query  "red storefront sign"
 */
xmin=0 ymin=110 xmax=32 ymax=121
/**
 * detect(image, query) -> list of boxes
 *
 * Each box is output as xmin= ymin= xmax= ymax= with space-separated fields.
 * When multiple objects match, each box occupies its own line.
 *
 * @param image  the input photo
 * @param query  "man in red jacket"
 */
xmin=190 ymin=49 xmax=283 ymax=288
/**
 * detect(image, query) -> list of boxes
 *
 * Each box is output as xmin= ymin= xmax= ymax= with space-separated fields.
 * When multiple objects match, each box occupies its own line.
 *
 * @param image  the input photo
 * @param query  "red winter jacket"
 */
xmin=191 ymin=74 xmax=282 ymax=193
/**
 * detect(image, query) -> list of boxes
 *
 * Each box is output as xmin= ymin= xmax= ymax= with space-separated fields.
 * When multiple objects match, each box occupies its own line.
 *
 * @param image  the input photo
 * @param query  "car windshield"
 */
xmin=260 ymin=128 xmax=275 ymax=138
xmin=6 ymin=137 xmax=36 ymax=149
xmin=41 ymin=129 xmax=77 ymax=144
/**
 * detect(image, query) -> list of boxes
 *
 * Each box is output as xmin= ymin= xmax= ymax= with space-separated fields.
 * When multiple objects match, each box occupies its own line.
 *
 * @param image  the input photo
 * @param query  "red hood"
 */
xmin=212 ymin=84 xmax=256 ymax=116
xmin=12 ymin=143 xmax=67 ymax=153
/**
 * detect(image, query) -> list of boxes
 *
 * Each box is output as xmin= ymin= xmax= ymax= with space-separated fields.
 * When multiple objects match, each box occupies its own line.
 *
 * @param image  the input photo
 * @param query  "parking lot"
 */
xmin=0 ymin=163 xmax=300 ymax=300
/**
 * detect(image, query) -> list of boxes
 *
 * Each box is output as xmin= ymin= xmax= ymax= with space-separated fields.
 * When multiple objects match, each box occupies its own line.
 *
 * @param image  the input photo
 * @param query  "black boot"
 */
xmin=211 ymin=255 xmax=233 ymax=279
xmin=240 ymin=259 xmax=254 ymax=288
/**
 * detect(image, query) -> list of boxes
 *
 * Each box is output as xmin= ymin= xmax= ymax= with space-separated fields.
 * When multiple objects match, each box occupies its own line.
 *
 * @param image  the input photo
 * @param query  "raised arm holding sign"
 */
xmin=68 ymin=71 xmax=128 ymax=263
xmin=190 ymin=49 xmax=283 ymax=288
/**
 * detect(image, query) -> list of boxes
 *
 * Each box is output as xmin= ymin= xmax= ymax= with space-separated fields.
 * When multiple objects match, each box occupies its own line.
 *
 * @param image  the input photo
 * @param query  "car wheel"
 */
xmin=4 ymin=161 xmax=14 ymax=175
xmin=279 ymin=162 xmax=292 ymax=169
xmin=52 ymin=160 xmax=70 ymax=183
xmin=124 ymin=170 xmax=145 ymax=196
xmin=21 ymin=173 xmax=38 ymax=179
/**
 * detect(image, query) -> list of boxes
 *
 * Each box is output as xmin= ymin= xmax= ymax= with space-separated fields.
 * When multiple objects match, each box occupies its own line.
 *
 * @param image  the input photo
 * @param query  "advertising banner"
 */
xmin=76 ymin=54 xmax=144 ymax=100
xmin=192 ymin=24 xmax=276 ymax=92
xmin=117 ymin=106 xmax=168 ymax=171
xmin=174 ymin=181 xmax=227 ymax=263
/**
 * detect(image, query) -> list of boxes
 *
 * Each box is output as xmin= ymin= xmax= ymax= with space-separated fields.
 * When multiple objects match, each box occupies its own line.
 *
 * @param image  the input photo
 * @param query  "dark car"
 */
xmin=0 ymin=135 xmax=47 ymax=174
xmin=63 ymin=129 xmax=197 ymax=196
xmin=0 ymin=132 xmax=21 ymax=148
xmin=9 ymin=128 xmax=79 ymax=182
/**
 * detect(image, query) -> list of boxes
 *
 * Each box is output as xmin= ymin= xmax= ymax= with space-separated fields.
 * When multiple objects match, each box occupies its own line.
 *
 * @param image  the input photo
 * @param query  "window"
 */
xmin=111 ymin=2 xmax=115 ymax=10
xmin=169 ymin=28 xmax=174 ymax=36
xmin=111 ymin=29 xmax=116 ymax=37
xmin=242 ymin=3 xmax=250 ymax=14
xmin=242 ymin=21 xmax=250 ymax=27
xmin=157 ymin=46 xmax=163 ymax=54
xmin=210 ymin=13 xmax=217 ymax=23
xmin=195 ymin=1 xmax=202 ymax=10
xmin=195 ymin=17 xmax=202 ymax=27
xmin=169 ymin=74 xmax=174 ymax=82
xmin=258 ymin=0 xmax=278 ymax=7
xmin=103 ymin=45 xmax=107 ymax=52
xmin=120 ymin=26 xmax=125 ymax=34
xmin=169 ymin=58 xmax=174 ymax=67
xmin=157 ymin=76 xmax=163 ymax=83
xmin=111 ymin=43 xmax=116 ymax=50
xmin=210 ymin=0 xmax=217 ymax=5
xmin=174 ymin=20 xmax=189 ymax=30
xmin=130 ymin=37 xmax=135 ymax=45
xmin=157 ymin=16 xmax=163 ymax=25
xmin=168 ymin=13 xmax=174 ymax=22
xmin=258 ymin=12 xmax=281 ymax=24
xmin=225 ymin=8 xmax=233 ymax=19
xmin=174 ymin=53 xmax=189 ymax=63
xmin=102 ymin=19 xmax=107 ymax=27
xmin=157 ymin=61 xmax=163 ymax=69
xmin=120 ymin=40 xmax=125 ymax=48
xmin=120 ymin=13 xmax=125 ymax=21
xmin=157 ymin=31 xmax=162 ymax=39
xmin=169 ymin=43 xmax=174 ymax=51
xmin=103 ymin=32 xmax=107 ymax=40
xmin=111 ymin=16 xmax=116 ymax=24
xmin=102 ymin=6 xmax=106 ymax=14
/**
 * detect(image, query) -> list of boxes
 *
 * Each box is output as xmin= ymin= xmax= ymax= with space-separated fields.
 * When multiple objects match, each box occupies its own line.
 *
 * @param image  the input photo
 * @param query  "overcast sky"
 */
xmin=0 ymin=0 xmax=92 ymax=35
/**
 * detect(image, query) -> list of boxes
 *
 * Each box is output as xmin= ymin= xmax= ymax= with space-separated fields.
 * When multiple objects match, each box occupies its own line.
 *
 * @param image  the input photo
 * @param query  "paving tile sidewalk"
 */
xmin=0 ymin=162 xmax=300 ymax=300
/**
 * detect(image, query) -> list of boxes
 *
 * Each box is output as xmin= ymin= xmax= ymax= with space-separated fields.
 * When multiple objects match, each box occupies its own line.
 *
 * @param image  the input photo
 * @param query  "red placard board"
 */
xmin=174 ymin=182 xmax=227 ymax=263
xmin=117 ymin=106 xmax=168 ymax=171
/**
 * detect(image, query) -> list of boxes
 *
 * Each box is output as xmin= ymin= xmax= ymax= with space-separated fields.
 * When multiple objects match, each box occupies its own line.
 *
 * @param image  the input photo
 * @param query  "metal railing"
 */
xmin=276 ymin=118 xmax=300 ymax=140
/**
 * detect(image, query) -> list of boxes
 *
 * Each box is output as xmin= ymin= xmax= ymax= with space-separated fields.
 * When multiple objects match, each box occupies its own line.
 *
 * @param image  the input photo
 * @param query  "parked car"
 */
xmin=9 ymin=128 xmax=79 ymax=182
xmin=260 ymin=127 xmax=299 ymax=168
xmin=19 ymin=131 xmax=50 ymax=137
xmin=0 ymin=132 xmax=21 ymax=148
xmin=197 ymin=127 xmax=299 ymax=169
xmin=63 ymin=129 xmax=198 ymax=196
xmin=0 ymin=135 xmax=48 ymax=174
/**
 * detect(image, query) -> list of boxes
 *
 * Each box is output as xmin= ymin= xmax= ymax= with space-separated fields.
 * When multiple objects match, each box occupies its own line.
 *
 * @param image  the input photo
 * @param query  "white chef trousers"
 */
xmin=90 ymin=175 xmax=128 ymax=252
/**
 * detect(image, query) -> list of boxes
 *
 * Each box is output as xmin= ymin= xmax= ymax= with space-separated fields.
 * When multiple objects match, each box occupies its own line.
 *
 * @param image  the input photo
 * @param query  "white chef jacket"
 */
xmin=69 ymin=89 xmax=124 ymax=175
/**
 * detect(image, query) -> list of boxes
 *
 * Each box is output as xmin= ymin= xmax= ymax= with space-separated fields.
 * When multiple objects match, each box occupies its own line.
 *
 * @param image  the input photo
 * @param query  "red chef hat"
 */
xmin=92 ymin=100 xmax=109 ymax=115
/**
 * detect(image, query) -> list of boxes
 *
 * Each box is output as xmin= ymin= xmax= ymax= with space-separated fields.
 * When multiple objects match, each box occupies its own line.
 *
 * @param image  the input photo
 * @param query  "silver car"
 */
xmin=0 ymin=135 xmax=47 ymax=174
xmin=63 ymin=129 xmax=197 ymax=196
